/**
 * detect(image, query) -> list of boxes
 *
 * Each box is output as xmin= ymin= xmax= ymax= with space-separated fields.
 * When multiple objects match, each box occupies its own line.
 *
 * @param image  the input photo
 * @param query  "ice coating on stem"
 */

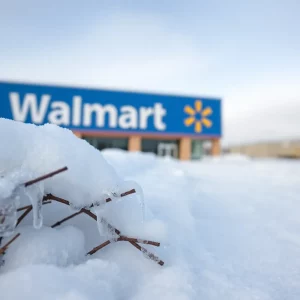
xmin=0 ymin=181 xmax=24 ymax=238
xmin=94 ymin=208 xmax=118 ymax=242
xmin=0 ymin=202 xmax=17 ymax=237
xmin=0 ymin=178 xmax=15 ymax=200
xmin=94 ymin=207 xmax=106 ymax=236
xmin=31 ymin=197 xmax=43 ymax=229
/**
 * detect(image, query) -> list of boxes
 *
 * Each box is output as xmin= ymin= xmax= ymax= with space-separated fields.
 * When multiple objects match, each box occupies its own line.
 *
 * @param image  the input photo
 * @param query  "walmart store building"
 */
xmin=0 ymin=81 xmax=222 ymax=160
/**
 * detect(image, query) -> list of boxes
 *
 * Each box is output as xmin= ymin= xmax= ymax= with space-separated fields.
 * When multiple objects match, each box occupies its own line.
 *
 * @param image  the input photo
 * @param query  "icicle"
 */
xmin=32 ymin=196 xmax=43 ymax=229
xmin=24 ymin=183 xmax=44 ymax=229
xmin=121 ymin=180 xmax=146 ymax=222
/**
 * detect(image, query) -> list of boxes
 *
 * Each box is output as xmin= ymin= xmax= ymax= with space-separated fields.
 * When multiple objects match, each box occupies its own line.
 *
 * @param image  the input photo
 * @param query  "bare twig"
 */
xmin=51 ymin=211 xmax=83 ymax=228
xmin=98 ymin=217 xmax=121 ymax=235
xmin=86 ymin=236 xmax=160 ymax=256
xmin=130 ymin=242 xmax=164 ymax=266
xmin=94 ymin=218 xmax=164 ymax=265
xmin=17 ymin=201 xmax=51 ymax=212
xmin=17 ymin=205 xmax=32 ymax=212
xmin=16 ymin=207 xmax=32 ymax=227
xmin=24 ymin=167 xmax=68 ymax=187
xmin=0 ymin=233 xmax=21 ymax=255
xmin=104 ymin=189 xmax=136 ymax=204
xmin=119 ymin=236 xmax=160 ymax=247
xmin=86 ymin=240 xmax=111 ymax=255
xmin=86 ymin=237 xmax=164 ymax=266
xmin=0 ymin=167 xmax=67 ymax=258
xmin=44 ymin=193 xmax=164 ymax=266
xmin=46 ymin=189 xmax=137 ymax=209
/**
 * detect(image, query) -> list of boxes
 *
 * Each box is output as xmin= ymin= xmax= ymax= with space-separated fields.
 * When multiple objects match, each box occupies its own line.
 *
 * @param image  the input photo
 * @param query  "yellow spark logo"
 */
xmin=184 ymin=100 xmax=213 ymax=133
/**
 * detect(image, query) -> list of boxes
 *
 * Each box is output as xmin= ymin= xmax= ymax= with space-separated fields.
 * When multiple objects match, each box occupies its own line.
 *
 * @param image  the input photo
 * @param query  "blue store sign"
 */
xmin=0 ymin=81 xmax=222 ymax=137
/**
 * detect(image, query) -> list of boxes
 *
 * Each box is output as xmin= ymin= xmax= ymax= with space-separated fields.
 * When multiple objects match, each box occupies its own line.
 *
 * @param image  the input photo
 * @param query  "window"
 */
xmin=82 ymin=136 xmax=128 ymax=151
xmin=191 ymin=139 xmax=204 ymax=159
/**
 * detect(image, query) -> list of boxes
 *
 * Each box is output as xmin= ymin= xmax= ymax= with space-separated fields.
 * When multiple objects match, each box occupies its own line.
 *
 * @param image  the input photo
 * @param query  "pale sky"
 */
xmin=1 ymin=0 xmax=299 ymax=146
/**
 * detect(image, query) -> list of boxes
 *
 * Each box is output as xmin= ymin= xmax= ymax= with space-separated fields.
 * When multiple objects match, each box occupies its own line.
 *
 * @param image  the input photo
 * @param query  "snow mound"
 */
xmin=0 ymin=117 xmax=130 ymax=207
xmin=1 ymin=225 xmax=85 ymax=272
xmin=0 ymin=260 xmax=120 ymax=300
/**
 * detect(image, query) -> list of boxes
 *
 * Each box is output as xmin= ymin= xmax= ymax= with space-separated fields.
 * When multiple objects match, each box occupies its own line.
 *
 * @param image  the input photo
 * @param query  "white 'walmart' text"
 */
xmin=9 ymin=93 xmax=167 ymax=130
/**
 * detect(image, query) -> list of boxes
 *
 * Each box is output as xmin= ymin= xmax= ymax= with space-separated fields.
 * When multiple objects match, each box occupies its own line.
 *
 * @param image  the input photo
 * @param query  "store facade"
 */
xmin=0 ymin=81 xmax=222 ymax=160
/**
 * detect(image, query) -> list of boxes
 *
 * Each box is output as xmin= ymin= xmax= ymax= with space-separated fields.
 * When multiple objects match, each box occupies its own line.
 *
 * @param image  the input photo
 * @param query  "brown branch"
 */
xmin=86 ymin=238 xmax=164 ymax=266
xmin=0 ymin=201 xmax=52 ymax=255
xmin=16 ymin=201 xmax=52 ymax=226
xmin=17 ymin=201 xmax=52 ymax=212
xmin=44 ymin=194 xmax=69 ymax=205
xmin=81 ymin=208 xmax=97 ymax=221
xmin=46 ymin=189 xmax=137 ymax=208
xmin=89 ymin=217 xmax=164 ymax=265
xmin=2 ymin=188 xmax=164 ymax=266
xmin=0 ymin=216 xmax=5 ymax=225
xmin=17 ymin=205 xmax=32 ymax=212
xmin=98 ymin=217 xmax=121 ymax=235
xmin=16 ymin=206 xmax=32 ymax=227
xmin=45 ymin=193 xmax=164 ymax=266
xmin=121 ymin=189 xmax=136 ymax=197
xmin=86 ymin=240 xmax=111 ymax=255
xmin=104 ymin=189 xmax=136 ymax=203
xmin=106 ymin=222 xmax=164 ymax=266
xmin=44 ymin=194 xmax=97 ymax=221
xmin=130 ymin=242 xmax=164 ymax=266
xmin=119 ymin=236 xmax=160 ymax=247
xmin=51 ymin=211 xmax=83 ymax=228
xmin=0 ymin=233 xmax=21 ymax=255
xmin=24 ymin=167 xmax=68 ymax=187
xmin=86 ymin=236 xmax=160 ymax=257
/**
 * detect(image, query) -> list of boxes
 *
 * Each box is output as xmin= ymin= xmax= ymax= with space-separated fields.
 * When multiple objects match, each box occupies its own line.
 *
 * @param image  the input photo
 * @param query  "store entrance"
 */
xmin=157 ymin=142 xmax=178 ymax=158
xmin=142 ymin=138 xmax=179 ymax=159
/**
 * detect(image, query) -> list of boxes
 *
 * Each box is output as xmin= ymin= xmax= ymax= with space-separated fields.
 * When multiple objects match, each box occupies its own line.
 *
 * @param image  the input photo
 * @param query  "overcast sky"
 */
xmin=1 ymin=0 xmax=299 ymax=146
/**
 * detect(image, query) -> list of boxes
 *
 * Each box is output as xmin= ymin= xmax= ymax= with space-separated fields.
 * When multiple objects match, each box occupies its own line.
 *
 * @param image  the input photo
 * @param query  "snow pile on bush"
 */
xmin=0 ymin=117 xmax=146 ymax=238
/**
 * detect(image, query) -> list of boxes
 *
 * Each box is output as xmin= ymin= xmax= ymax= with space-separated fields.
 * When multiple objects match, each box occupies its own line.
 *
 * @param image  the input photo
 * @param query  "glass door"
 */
xmin=141 ymin=138 xmax=179 ymax=158
xmin=157 ymin=142 xmax=178 ymax=158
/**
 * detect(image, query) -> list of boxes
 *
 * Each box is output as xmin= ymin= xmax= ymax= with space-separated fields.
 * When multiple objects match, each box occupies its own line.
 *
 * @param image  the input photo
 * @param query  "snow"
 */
xmin=2 ymin=226 xmax=86 ymax=271
xmin=0 ymin=118 xmax=130 ymax=208
xmin=1 ymin=118 xmax=300 ymax=299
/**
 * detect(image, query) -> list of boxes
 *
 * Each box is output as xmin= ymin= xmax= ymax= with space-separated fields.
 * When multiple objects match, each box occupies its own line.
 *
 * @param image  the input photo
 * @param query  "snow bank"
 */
xmin=202 ymin=152 xmax=252 ymax=163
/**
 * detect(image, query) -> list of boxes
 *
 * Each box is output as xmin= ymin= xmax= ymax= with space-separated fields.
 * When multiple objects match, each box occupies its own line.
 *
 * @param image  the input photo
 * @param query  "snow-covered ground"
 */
xmin=1 ymin=120 xmax=300 ymax=300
